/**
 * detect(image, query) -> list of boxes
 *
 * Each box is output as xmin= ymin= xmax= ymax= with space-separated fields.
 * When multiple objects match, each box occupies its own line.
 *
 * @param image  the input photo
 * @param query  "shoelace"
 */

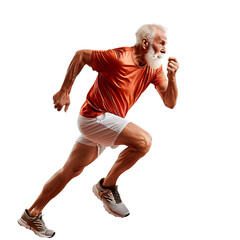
xmin=112 ymin=190 xmax=122 ymax=204
xmin=35 ymin=213 xmax=45 ymax=225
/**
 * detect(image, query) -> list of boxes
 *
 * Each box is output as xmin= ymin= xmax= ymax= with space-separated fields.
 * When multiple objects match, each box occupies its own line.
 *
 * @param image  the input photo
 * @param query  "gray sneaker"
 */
xmin=18 ymin=210 xmax=55 ymax=238
xmin=92 ymin=178 xmax=130 ymax=218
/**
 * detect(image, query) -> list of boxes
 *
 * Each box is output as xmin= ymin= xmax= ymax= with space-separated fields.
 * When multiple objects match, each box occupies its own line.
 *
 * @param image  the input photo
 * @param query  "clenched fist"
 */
xmin=167 ymin=57 xmax=179 ymax=80
xmin=53 ymin=90 xmax=70 ymax=112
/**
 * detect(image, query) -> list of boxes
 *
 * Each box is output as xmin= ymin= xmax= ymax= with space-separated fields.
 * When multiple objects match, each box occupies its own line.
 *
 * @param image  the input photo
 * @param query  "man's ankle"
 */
xmin=102 ymin=179 xmax=117 ymax=191
xmin=27 ymin=208 xmax=40 ymax=217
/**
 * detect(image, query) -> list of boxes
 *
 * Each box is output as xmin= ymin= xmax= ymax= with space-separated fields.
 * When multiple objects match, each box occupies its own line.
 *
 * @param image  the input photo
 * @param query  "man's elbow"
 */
xmin=165 ymin=101 xmax=177 ymax=109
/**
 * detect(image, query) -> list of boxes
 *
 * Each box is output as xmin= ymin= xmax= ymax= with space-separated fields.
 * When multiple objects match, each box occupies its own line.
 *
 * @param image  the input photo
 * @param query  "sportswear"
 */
xmin=18 ymin=209 xmax=55 ymax=238
xmin=92 ymin=178 xmax=130 ymax=218
xmin=80 ymin=47 xmax=167 ymax=118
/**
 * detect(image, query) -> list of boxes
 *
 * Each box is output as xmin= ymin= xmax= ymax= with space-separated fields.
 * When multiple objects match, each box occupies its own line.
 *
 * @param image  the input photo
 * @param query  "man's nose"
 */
xmin=161 ymin=47 xmax=166 ymax=54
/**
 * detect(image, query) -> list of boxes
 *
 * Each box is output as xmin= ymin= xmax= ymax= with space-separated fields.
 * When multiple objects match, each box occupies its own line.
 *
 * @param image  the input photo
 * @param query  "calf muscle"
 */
xmin=28 ymin=142 xmax=98 ymax=216
xmin=103 ymin=122 xmax=152 ymax=188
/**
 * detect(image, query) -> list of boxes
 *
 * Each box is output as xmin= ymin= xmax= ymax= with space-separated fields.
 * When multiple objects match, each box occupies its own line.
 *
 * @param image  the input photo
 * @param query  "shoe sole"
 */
xmin=18 ymin=218 xmax=55 ymax=238
xmin=92 ymin=185 xmax=130 ymax=218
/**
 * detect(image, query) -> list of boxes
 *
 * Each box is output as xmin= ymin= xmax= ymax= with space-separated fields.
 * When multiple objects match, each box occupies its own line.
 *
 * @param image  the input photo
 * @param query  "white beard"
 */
xmin=144 ymin=45 xmax=165 ymax=69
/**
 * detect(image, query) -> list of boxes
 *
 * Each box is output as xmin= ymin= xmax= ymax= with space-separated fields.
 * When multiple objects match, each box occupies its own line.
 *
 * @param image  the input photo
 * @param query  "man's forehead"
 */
xmin=160 ymin=35 xmax=167 ymax=42
xmin=155 ymin=27 xmax=167 ymax=42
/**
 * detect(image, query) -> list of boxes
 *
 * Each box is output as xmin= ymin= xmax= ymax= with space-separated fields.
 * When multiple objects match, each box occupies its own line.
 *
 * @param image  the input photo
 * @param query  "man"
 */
xmin=18 ymin=24 xmax=179 ymax=238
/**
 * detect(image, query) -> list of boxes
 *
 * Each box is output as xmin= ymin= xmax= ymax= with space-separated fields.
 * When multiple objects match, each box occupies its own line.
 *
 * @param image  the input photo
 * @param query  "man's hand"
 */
xmin=167 ymin=57 xmax=179 ymax=80
xmin=53 ymin=90 xmax=70 ymax=112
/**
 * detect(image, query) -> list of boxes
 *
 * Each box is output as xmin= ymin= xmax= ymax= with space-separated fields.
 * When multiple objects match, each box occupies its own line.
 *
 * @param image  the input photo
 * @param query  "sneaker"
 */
xmin=92 ymin=178 xmax=130 ymax=218
xmin=18 ymin=209 xmax=55 ymax=238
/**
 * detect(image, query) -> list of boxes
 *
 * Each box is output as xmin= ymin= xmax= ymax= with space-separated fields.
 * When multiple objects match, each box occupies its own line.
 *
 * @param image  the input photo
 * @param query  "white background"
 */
xmin=1 ymin=0 xmax=240 ymax=239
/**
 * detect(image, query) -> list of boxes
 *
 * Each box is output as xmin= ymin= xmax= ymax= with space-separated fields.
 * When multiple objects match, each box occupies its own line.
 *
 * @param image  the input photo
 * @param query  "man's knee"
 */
xmin=135 ymin=132 xmax=152 ymax=155
xmin=62 ymin=166 xmax=84 ymax=179
xmin=62 ymin=142 xmax=98 ymax=179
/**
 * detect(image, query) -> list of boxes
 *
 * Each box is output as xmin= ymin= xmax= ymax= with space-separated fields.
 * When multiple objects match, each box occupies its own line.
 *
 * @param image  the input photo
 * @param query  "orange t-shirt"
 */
xmin=80 ymin=47 xmax=167 ymax=118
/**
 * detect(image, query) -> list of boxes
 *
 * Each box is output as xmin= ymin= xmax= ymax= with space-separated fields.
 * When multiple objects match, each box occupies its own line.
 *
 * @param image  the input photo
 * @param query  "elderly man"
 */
xmin=18 ymin=24 xmax=179 ymax=238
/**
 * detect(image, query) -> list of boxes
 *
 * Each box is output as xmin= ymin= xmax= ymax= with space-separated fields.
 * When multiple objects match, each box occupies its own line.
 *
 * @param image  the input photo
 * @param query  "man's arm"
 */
xmin=53 ymin=50 xmax=92 ymax=112
xmin=156 ymin=57 xmax=179 ymax=109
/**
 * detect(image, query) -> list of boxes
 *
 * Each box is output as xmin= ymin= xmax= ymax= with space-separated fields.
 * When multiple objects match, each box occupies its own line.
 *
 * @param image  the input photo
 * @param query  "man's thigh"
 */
xmin=114 ymin=122 xmax=152 ymax=147
xmin=63 ymin=142 xmax=98 ymax=171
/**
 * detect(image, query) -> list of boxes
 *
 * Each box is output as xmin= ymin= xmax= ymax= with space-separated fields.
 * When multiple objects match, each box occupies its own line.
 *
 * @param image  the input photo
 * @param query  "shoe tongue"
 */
xmin=108 ymin=185 xmax=118 ymax=192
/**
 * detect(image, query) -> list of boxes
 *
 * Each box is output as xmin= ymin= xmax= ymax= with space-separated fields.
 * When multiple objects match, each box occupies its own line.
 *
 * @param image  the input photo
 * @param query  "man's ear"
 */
xmin=142 ymin=38 xmax=149 ymax=50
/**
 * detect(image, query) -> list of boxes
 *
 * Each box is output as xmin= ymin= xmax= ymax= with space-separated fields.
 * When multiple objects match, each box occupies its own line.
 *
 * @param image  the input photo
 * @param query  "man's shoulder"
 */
xmin=112 ymin=46 xmax=132 ymax=59
xmin=113 ymin=46 xmax=132 ymax=52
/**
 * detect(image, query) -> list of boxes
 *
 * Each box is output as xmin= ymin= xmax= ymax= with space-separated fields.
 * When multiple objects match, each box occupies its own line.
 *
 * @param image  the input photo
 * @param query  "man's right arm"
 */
xmin=53 ymin=50 xmax=92 ymax=112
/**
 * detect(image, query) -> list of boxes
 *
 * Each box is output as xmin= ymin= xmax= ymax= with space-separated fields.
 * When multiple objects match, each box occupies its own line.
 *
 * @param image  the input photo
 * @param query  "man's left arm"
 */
xmin=156 ymin=57 xmax=179 ymax=109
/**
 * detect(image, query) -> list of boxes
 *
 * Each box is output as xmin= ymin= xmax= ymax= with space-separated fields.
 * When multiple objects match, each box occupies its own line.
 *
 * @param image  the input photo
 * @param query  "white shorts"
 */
xmin=76 ymin=112 xmax=129 ymax=156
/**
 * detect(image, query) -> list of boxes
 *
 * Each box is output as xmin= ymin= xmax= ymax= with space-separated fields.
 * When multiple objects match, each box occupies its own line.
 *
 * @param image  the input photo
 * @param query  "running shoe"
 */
xmin=18 ymin=209 xmax=55 ymax=238
xmin=92 ymin=178 xmax=130 ymax=218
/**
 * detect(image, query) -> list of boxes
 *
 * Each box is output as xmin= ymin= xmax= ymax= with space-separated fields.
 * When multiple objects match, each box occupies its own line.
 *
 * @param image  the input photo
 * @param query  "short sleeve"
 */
xmin=91 ymin=49 xmax=118 ymax=73
xmin=151 ymin=65 xmax=167 ymax=87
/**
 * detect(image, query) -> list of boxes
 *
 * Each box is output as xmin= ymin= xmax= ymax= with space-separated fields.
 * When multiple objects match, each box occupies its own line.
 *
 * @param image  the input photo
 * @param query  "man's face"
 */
xmin=144 ymin=27 xmax=167 ymax=69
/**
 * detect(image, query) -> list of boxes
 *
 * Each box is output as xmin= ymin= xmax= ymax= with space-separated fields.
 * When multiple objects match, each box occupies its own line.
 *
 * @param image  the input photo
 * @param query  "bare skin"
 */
xmin=28 ymin=26 xmax=179 ymax=217
xmin=28 ymin=143 xmax=98 ymax=216
xmin=102 ymin=122 xmax=152 ymax=188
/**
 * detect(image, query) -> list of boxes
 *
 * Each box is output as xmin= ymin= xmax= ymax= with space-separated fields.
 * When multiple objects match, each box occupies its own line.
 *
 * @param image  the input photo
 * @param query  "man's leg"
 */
xmin=92 ymin=122 xmax=151 ymax=217
xmin=28 ymin=142 xmax=98 ymax=217
xmin=102 ymin=122 xmax=152 ymax=189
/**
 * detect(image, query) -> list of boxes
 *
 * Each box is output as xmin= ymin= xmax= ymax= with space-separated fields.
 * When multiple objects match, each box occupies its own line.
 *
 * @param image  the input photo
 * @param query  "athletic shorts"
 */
xmin=76 ymin=112 xmax=129 ymax=156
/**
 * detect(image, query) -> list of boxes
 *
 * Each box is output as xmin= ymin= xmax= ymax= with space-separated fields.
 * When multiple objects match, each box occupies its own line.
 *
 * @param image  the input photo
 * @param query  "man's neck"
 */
xmin=133 ymin=45 xmax=147 ymax=67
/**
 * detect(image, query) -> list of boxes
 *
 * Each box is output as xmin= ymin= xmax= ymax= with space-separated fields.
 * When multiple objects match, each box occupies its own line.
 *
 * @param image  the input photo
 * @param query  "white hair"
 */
xmin=135 ymin=24 xmax=167 ymax=45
